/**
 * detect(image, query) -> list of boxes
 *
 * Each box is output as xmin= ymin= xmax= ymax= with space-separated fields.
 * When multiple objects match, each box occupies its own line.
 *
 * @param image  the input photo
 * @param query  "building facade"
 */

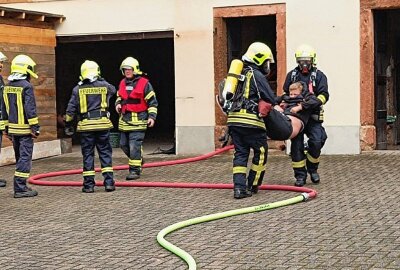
xmin=0 ymin=0 xmax=399 ymax=159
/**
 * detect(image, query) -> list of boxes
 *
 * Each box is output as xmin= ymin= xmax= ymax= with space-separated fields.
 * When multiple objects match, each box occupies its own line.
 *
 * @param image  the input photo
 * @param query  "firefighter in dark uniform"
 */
xmin=1 ymin=55 xmax=40 ymax=198
xmin=282 ymin=44 xmax=329 ymax=186
xmin=0 ymin=51 xmax=8 ymax=188
xmin=65 ymin=60 xmax=116 ymax=193
xmin=223 ymin=42 xmax=276 ymax=199
xmin=115 ymin=57 xmax=158 ymax=180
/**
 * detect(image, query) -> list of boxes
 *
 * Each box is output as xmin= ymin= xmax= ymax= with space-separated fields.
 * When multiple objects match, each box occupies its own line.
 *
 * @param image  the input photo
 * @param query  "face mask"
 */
xmin=298 ymin=59 xmax=312 ymax=74
xmin=262 ymin=61 xmax=270 ymax=75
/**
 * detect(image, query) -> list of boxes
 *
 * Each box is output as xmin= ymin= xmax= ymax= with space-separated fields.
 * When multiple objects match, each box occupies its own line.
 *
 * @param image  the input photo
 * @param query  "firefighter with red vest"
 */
xmin=2 ymin=55 xmax=40 ymax=198
xmin=283 ymin=44 xmax=329 ymax=187
xmin=115 ymin=57 xmax=158 ymax=180
xmin=65 ymin=60 xmax=116 ymax=193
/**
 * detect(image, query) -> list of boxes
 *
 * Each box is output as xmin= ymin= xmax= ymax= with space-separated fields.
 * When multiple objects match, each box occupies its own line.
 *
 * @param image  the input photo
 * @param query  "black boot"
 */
xmin=234 ymin=188 xmax=252 ymax=199
xmin=0 ymin=179 xmax=6 ymax=187
xmin=14 ymin=188 xmax=38 ymax=198
xmin=249 ymin=185 xmax=259 ymax=194
xmin=126 ymin=172 xmax=140 ymax=180
xmin=82 ymin=186 xmax=95 ymax=193
xmin=105 ymin=184 xmax=115 ymax=192
xmin=310 ymin=172 xmax=320 ymax=184
xmin=294 ymin=178 xmax=306 ymax=187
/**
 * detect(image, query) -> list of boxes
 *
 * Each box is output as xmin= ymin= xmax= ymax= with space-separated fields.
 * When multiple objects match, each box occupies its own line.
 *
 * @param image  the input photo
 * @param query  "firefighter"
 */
xmin=224 ymin=42 xmax=276 ymax=199
xmin=115 ymin=57 xmax=158 ymax=180
xmin=1 ymin=55 xmax=39 ymax=198
xmin=282 ymin=44 xmax=329 ymax=186
xmin=0 ymin=51 xmax=7 ymax=188
xmin=64 ymin=60 xmax=116 ymax=193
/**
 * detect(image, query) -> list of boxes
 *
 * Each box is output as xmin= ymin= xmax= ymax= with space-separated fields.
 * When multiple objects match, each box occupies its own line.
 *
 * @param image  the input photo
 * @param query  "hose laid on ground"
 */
xmin=157 ymin=191 xmax=312 ymax=270
xmin=28 ymin=145 xmax=317 ymax=269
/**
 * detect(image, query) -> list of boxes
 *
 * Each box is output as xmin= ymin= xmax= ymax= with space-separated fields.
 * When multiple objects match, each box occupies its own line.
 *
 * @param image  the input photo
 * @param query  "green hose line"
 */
xmin=157 ymin=194 xmax=306 ymax=270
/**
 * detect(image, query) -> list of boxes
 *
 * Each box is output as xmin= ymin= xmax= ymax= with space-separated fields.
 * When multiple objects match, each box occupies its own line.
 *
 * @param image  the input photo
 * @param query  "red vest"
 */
xmin=118 ymin=77 xmax=149 ymax=113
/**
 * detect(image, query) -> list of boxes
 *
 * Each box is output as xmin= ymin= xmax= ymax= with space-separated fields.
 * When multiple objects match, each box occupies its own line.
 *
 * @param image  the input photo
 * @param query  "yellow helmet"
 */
xmin=11 ymin=54 xmax=38 ymax=78
xmin=295 ymin=44 xmax=317 ymax=65
xmin=243 ymin=42 xmax=275 ymax=66
xmin=120 ymin=57 xmax=142 ymax=75
xmin=0 ymin=51 xmax=7 ymax=62
xmin=80 ymin=60 xmax=100 ymax=80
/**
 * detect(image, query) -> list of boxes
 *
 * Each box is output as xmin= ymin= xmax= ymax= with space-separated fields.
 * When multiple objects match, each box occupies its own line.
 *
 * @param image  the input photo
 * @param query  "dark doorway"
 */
xmin=374 ymin=10 xmax=400 ymax=150
xmin=226 ymin=15 xmax=277 ymax=92
xmin=55 ymin=33 xmax=175 ymax=145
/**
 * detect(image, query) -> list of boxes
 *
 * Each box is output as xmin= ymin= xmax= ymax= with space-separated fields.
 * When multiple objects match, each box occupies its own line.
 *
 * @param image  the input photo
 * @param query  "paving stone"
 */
xmin=0 ymin=148 xmax=399 ymax=269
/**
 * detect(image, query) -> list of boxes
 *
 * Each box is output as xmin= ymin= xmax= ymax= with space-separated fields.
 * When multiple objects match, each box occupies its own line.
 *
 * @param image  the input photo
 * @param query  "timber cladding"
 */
xmin=0 ymin=23 xmax=57 ymax=147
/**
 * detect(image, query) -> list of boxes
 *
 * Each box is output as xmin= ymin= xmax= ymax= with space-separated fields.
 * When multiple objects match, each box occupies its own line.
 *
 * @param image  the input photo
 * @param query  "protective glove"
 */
xmin=64 ymin=121 xmax=75 ymax=136
xmin=31 ymin=124 xmax=40 ymax=138
xmin=258 ymin=100 xmax=272 ymax=118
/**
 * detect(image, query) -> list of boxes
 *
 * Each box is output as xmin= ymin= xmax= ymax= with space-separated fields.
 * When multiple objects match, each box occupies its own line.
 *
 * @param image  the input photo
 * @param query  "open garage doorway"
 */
xmin=374 ymin=10 xmax=400 ymax=149
xmin=55 ymin=32 xmax=175 ymax=151
xmin=225 ymin=15 xmax=277 ymax=92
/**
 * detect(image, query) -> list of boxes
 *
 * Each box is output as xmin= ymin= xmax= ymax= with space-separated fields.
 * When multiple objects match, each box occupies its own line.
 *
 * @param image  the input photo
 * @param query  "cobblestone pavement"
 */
xmin=0 ymin=145 xmax=399 ymax=270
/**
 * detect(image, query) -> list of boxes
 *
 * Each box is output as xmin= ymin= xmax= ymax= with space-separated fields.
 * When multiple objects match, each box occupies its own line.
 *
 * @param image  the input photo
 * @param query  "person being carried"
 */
xmin=261 ymin=81 xmax=318 ymax=142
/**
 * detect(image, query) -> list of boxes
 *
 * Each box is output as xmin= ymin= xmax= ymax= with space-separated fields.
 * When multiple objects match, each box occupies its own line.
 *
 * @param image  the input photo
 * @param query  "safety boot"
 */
xmin=234 ymin=188 xmax=252 ymax=199
xmin=14 ymin=188 xmax=38 ymax=198
xmin=249 ymin=185 xmax=259 ymax=194
xmin=310 ymin=172 xmax=320 ymax=184
xmin=105 ymin=184 xmax=115 ymax=192
xmin=0 ymin=179 xmax=6 ymax=187
xmin=126 ymin=172 xmax=140 ymax=181
xmin=82 ymin=186 xmax=95 ymax=193
xmin=294 ymin=178 xmax=306 ymax=187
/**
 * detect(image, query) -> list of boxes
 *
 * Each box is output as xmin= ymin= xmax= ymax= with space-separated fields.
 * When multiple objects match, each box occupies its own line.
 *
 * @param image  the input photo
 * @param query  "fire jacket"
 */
xmin=227 ymin=62 xmax=276 ymax=130
xmin=65 ymin=78 xmax=116 ymax=132
xmin=0 ymin=75 xmax=5 ymax=131
xmin=283 ymin=67 xmax=329 ymax=114
xmin=115 ymin=76 xmax=158 ymax=132
xmin=2 ymin=77 xmax=39 ymax=135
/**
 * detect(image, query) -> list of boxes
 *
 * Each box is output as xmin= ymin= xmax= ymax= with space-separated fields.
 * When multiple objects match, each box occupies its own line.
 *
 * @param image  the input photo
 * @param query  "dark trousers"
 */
xmin=291 ymin=120 xmax=328 ymax=180
xmin=290 ymin=132 xmax=307 ymax=180
xmin=120 ymin=131 xmax=145 ymax=174
xmin=229 ymin=126 xmax=268 ymax=190
xmin=304 ymin=120 xmax=327 ymax=173
xmin=81 ymin=130 xmax=114 ymax=189
xmin=12 ymin=135 xmax=33 ymax=192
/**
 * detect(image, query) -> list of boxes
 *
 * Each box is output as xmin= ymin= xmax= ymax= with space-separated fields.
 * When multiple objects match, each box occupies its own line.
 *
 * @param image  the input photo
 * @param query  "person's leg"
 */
xmin=119 ymin=131 xmax=130 ymax=157
xmin=13 ymin=136 xmax=37 ymax=198
xmin=247 ymin=130 xmax=268 ymax=194
xmin=0 ymin=132 xmax=6 ymax=187
xmin=265 ymin=109 xmax=293 ymax=140
xmin=229 ymin=126 xmax=252 ymax=199
xmin=290 ymin=132 xmax=307 ymax=186
xmin=305 ymin=120 xmax=327 ymax=184
xmin=126 ymin=131 xmax=145 ymax=180
xmin=81 ymin=132 xmax=96 ymax=192
xmin=95 ymin=130 xmax=115 ymax=191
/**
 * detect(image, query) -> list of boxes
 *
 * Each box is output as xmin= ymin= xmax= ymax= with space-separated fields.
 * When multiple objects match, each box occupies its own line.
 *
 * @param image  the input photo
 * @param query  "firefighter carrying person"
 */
xmin=64 ymin=60 xmax=116 ymax=193
xmin=1 ymin=55 xmax=40 ymax=198
xmin=282 ymin=44 xmax=329 ymax=187
xmin=0 ymin=51 xmax=8 ymax=188
xmin=218 ymin=42 xmax=277 ymax=199
xmin=115 ymin=57 xmax=158 ymax=180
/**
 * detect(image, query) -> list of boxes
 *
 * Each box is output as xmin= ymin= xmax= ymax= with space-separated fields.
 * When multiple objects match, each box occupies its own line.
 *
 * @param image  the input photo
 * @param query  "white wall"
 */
xmin=286 ymin=0 xmax=361 ymax=154
xmin=3 ymin=0 xmax=362 ymax=154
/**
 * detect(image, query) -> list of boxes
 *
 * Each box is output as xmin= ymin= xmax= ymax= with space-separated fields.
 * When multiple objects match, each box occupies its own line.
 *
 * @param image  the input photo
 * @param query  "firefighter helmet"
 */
xmin=11 ymin=54 xmax=38 ymax=78
xmin=243 ymin=42 xmax=275 ymax=66
xmin=120 ymin=57 xmax=142 ymax=75
xmin=295 ymin=44 xmax=317 ymax=73
xmin=0 ymin=51 xmax=7 ymax=62
xmin=80 ymin=60 xmax=100 ymax=80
